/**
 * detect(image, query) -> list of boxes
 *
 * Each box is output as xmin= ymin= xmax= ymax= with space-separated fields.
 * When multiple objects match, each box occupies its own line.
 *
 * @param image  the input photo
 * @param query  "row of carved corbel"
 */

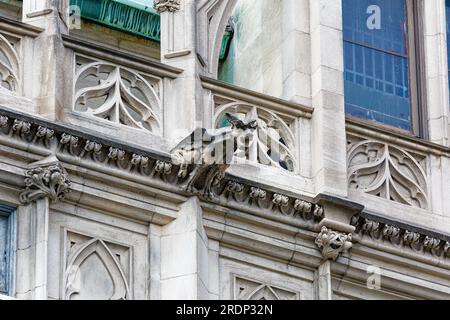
xmin=352 ymin=215 xmax=450 ymax=258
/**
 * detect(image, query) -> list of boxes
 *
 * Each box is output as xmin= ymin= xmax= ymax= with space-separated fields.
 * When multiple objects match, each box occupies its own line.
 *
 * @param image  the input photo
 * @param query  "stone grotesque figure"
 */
xmin=171 ymin=113 xmax=257 ymax=199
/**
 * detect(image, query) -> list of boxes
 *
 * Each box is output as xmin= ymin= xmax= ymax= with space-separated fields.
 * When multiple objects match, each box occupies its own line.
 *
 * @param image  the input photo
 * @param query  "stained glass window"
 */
xmin=343 ymin=0 xmax=411 ymax=131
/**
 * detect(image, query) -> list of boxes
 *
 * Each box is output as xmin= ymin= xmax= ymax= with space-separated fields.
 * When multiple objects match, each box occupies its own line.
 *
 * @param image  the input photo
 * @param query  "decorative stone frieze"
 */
xmin=153 ymin=0 xmax=181 ymax=13
xmin=352 ymin=215 xmax=450 ymax=258
xmin=19 ymin=156 xmax=71 ymax=204
xmin=315 ymin=226 xmax=353 ymax=261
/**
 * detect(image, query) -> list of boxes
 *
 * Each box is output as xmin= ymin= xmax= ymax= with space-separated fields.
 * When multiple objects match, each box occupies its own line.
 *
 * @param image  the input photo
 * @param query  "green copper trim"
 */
xmin=114 ymin=0 xmax=157 ymax=14
xmin=219 ymin=27 xmax=233 ymax=61
xmin=70 ymin=0 xmax=160 ymax=41
xmin=71 ymin=0 xmax=234 ymax=59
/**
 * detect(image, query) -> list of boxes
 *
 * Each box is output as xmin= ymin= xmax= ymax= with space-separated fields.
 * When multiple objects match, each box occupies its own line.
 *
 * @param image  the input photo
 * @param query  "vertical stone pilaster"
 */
xmin=423 ymin=0 xmax=450 ymax=146
xmin=310 ymin=0 xmax=348 ymax=197
xmin=21 ymin=0 xmax=71 ymax=120
xmin=281 ymin=0 xmax=311 ymax=107
xmin=15 ymin=155 xmax=70 ymax=300
xmin=160 ymin=197 xmax=210 ymax=300
xmin=317 ymin=260 xmax=333 ymax=300
xmin=15 ymin=198 xmax=49 ymax=300
xmin=156 ymin=0 xmax=205 ymax=141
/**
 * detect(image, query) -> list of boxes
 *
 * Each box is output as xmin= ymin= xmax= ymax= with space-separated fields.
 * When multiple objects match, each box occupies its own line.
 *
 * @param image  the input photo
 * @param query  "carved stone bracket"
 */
xmin=315 ymin=226 xmax=353 ymax=261
xmin=19 ymin=155 xmax=71 ymax=204
xmin=153 ymin=0 xmax=181 ymax=13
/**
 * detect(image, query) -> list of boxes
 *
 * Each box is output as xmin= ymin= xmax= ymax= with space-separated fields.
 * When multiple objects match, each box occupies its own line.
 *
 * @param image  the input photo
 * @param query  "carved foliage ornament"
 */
xmin=19 ymin=163 xmax=71 ymax=204
xmin=347 ymin=139 xmax=429 ymax=209
xmin=153 ymin=0 xmax=181 ymax=13
xmin=315 ymin=226 xmax=353 ymax=261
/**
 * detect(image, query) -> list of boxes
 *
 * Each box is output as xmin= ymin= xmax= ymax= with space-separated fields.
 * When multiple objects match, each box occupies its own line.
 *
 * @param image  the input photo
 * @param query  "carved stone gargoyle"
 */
xmin=171 ymin=113 xmax=257 ymax=199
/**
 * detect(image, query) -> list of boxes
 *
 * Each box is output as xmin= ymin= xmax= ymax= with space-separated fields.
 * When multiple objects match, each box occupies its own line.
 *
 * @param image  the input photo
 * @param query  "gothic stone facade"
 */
xmin=0 ymin=0 xmax=449 ymax=300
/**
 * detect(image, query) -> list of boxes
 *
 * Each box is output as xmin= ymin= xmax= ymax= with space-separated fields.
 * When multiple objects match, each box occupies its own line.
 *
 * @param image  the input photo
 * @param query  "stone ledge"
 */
xmin=0 ymin=16 xmax=43 ymax=37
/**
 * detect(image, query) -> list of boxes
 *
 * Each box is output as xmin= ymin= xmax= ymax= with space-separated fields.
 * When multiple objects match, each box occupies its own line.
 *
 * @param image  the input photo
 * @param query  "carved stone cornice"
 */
xmin=352 ymin=214 xmax=450 ymax=259
xmin=153 ymin=0 xmax=181 ymax=13
xmin=315 ymin=226 xmax=353 ymax=261
xmin=19 ymin=156 xmax=71 ymax=204
xmin=0 ymin=107 xmax=323 ymax=226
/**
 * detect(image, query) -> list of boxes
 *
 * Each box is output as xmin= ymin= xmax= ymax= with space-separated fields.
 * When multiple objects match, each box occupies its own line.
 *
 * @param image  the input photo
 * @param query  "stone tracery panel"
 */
xmin=234 ymin=276 xmax=299 ymax=300
xmin=74 ymin=55 xmax=162 ymax=135
xmin=214 ymin=102 xmax=298 ymax=172
xmin=63 ymin=231 xmax=131 ymax=300
xmin=347 ymin=137 xmax=429 ymax=209
xmin=0 ymin=33 xmax=20 ymax=94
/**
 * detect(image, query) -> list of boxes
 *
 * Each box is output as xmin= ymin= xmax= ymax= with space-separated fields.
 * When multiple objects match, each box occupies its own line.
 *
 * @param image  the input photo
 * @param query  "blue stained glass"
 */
xmin=343 ymin=0 xmax=411 ymax=131
xmin=446 ymin=0 xmax=450 ymax=96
